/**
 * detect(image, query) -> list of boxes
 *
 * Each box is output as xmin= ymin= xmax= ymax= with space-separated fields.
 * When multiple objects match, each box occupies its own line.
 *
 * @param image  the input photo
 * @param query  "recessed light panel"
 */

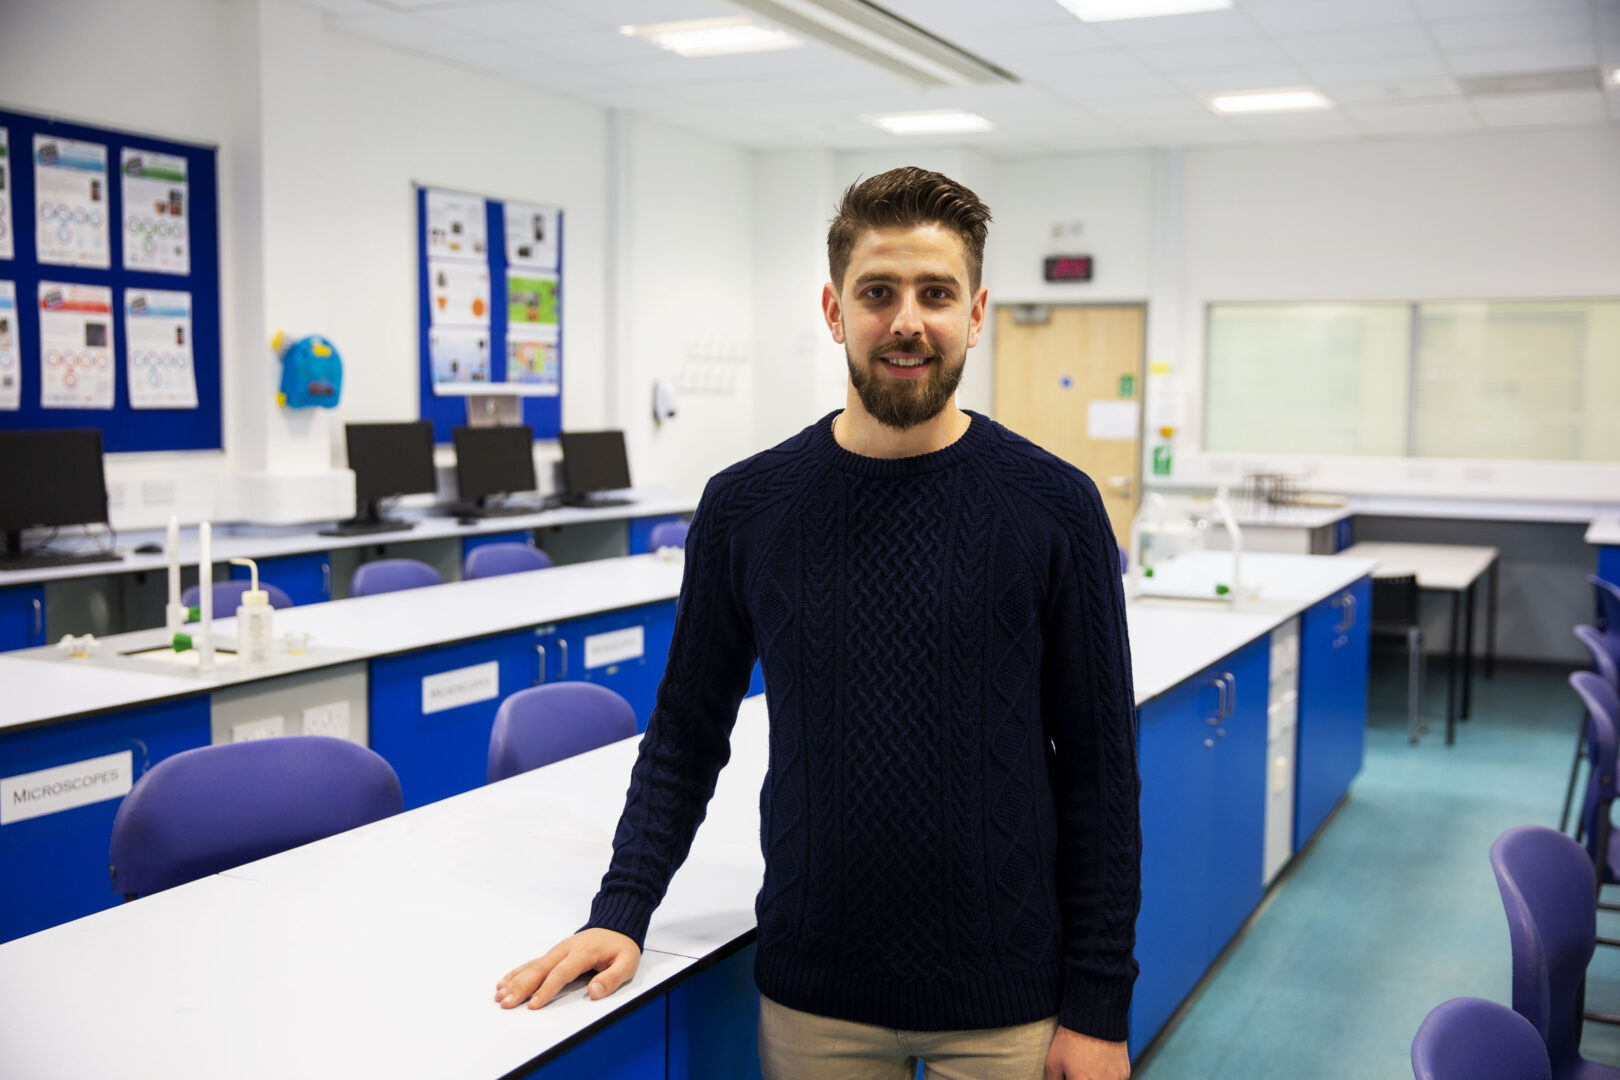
xmin=1205 ymin=88 xmax=1333 ymax=114
xmin=863 ymin=110 xmax=995 ymax=135
xmin=620 ymin=16 xmax=801 ymax=58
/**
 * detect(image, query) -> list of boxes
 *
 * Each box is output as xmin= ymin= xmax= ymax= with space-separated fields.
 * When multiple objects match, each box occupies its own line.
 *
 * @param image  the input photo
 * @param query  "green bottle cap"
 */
xmin=1215 ymin=583 xmax=1230 ymax=596
xmin=172 ymin=633 xmax=193 ymax=652
xmin=188 ymin=605 xmax=201 ymax=622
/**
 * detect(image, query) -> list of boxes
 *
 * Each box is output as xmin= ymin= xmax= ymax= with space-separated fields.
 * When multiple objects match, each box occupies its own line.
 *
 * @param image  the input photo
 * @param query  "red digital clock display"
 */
xmin=1044 ymin=255 xmax=1094 ymax=282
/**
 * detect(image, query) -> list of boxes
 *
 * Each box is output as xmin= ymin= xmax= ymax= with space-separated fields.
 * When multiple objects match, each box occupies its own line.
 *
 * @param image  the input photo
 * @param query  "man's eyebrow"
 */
xmin=852 ymin=271 xmax=962 ymax=288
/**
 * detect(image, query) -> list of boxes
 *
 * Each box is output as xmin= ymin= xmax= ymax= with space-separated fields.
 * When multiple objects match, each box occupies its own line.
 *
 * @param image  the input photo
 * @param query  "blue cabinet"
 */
xmin=0 ymin=695 xmax=212 ymax=942
xmin=231 ymin=551 xmax=331 ymax=606
xmin=628 ymin=515 xmax=687 ymax=556
xmin=1599 ymin=547 xmax=1620 ymax=591
xmin=542 ymin=602 xmax=677 ymax=732
xmin=367 ymin=630 xmax=540 ymax=810
xmin=1295 ymin=576 xmax=1372 ymax=852
xmin=530 ymin=987 xmax=666 ymax=1080
xmin=667 ymin=943 xmax=762 ymax=1080
xmin=0 ymin=585 xmax=47 ymax=651
xmin=1130 ymin=635 xmax=1271 ymax=1059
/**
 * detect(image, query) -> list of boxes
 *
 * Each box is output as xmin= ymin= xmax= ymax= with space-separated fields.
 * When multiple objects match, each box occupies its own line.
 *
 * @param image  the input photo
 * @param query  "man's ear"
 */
xmin=966 ymin=285 xmax=988 ymax=348
xmin=822 ymin=283 xmax=845 ymax=345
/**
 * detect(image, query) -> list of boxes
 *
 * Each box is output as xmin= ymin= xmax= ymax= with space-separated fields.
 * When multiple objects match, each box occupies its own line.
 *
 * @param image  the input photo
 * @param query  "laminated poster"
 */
xmin=0 ymin=129 xmax=12 ymax=262
xmin=125 ymin=289 xmax=197 ymax=409
xmin=35 ymin=136 xmax=110 ymax=269
xmin=0 ymin=280 xmax=17 ymax=409
xmin=507 ymin=324 xmax=559 ymax=396
xmin=425 ymin=188 xmax=487 ymax=261
xmin=121 ymin=149 xmax=190 ymax=275
xmin=39 ymin=281 xmax=114 ymax=409
xmin=429 ymin=327 xmax=489 ymax=392
xmin=504 ymin=201 xmax=558 ymax=271
xmin=506 ymin=272 xmax=557 ymax=327
xmin=429 ymin=258 xmax=490 ymax=327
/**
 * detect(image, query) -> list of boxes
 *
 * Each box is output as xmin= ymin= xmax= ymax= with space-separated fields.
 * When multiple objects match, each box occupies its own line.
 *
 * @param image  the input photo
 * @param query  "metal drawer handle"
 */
xmin=1210 ymin=675 xmax=1227 ymax=725
xmin=33 ymin=598 xmax=43 ymax=637
xmin=322 ymin=562 xmax=331 ymax=596
xmin=1220 ymin=672 xmax=1236 ymax=719
xmin=557 ymin=640 xmax=568 ymax=679
xmin=535 ymin=644 xmax=547 ymax=685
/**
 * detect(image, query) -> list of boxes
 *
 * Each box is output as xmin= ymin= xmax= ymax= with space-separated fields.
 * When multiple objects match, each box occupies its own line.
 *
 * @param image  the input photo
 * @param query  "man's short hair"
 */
xmin=827 ymin=167 xmax=992 ymax=294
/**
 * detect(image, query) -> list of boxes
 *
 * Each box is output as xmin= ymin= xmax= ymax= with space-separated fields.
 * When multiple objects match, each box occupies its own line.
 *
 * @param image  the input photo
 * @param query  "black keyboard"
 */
xmin=0 ymin=550 xmax=124 ymax=571
xmin=566 ymin=496 xmax=637 ymax=509
xmin=474 ymin=503 xmax=545 ymax=517
xmin=319 ymin=519 xmax=417 ymax=537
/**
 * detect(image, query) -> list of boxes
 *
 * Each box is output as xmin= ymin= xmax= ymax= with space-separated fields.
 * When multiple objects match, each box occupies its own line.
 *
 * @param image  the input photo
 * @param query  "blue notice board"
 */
xmin=0 ymin=108 xmax=222 ymax=452
xmin=415 ymin=186 xmax=562 ymax=444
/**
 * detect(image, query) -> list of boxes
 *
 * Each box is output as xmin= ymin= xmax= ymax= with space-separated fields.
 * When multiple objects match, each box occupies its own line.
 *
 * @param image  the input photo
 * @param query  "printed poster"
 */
xmin=425 ymin=188 xmax=487 ymax=261
xmin=125 ymin=289 xmax=197 ymax=409
xmin=428 ymin=258 xmax=490 ymax=327
xmin=0 ymin=281 xmax=17 ymax=409
xmin=429 ymin=327 xmax=489 ymax=390
xmin=121 ymin=149 xmax=190 ymax=275
xmin=39 ymin=282 xmax=114 ymax=408
xmin=0 ymin=129 xmax=12 ymax=261
xmin=35 ymin=136 xmax=110 ymax=268
xmin=504 ymin=201 xmax=558 ymax=271
xmin=506 ymin=272 xmax=558 ymax=327
xmin=507 ymin=324 xmax=559 ymax=396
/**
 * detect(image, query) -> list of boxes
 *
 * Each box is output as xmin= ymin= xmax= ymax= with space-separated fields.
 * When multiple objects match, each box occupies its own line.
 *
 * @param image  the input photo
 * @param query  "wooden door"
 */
xmin=993 ymin=305 xmax=1145 ymax=548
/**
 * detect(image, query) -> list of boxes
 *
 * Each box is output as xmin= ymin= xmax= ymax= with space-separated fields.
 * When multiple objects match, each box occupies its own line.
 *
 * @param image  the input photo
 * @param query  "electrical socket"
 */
xmin=233 ymin=715 xmax=285 ymax=742
xmin=302 ymin=701 xmax=351 ymax=740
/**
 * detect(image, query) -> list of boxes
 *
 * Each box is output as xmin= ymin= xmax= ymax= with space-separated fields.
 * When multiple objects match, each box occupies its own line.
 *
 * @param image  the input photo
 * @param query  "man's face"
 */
xmin=823 ymin=223 xmax=988 ymax=431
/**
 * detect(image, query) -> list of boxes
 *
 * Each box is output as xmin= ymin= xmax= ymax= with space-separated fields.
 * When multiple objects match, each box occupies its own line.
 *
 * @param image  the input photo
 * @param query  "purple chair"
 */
xmin=350 ymin=558 xmax=443 ymax=597
xmin=649 ymin=520 xmax=689 ymax=550
xmin=487 ymin=682 xmax=638 ymax=783
xmin=1411 ymin=997 xmax=1550 ymax=1080
xmin=109 ymin=736 xmax=402 ymax=897
xmin=1573 ymin=674 xmax=1620 ymax=880
xmin=1560 ymin=631 xmax=1620 ymax=832
xmin=182 ymin=579 xmax=295 ymax=612
xmin=1592 ymin=576 xmax=1620 ymax=637
xmin=1491 ymin=824 xmax=1620 ymax=1079
xmin=464 ymin=541 xmax=553 ymax=580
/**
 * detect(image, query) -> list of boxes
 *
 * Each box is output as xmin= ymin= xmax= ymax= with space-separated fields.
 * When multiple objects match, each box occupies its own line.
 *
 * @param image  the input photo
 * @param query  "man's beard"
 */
xmin=845 ymin=337 xmax=966 ymax=431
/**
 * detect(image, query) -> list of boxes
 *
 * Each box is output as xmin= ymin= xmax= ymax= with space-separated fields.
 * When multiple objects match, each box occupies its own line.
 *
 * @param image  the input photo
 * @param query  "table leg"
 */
xmin=1487 ymin=558 xmax=1499 ymax=679
xmin=1447 ymin=591 xmax=1460 ymax=746
xmin=1462 ymin=579 xmax=1476 ymax=721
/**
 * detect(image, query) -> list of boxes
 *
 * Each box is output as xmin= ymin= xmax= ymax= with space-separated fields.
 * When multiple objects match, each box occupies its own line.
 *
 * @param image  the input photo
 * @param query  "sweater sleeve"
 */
xmin=582 ymin=476 xmax=758 ymax=947
xmin=1042 ymin=474 xmax=1142 ymax=1041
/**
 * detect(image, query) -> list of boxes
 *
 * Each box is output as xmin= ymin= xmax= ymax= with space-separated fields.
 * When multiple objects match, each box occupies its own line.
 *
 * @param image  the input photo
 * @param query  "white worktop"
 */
xmin=1588 ymin=512 xmax=1620 ymax=546
xmin=1336 ymin=541 xmax=1498 ymax=591
xmin=1231 ymin=503 xmax=1353 ymax=530
xmin=0 ymin=490 xmax=697 ymax=588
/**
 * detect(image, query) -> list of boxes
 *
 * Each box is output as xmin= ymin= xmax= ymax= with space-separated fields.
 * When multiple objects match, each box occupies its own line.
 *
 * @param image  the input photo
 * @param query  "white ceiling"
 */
xmin=304 ymin=0 xmax=1620 ymax=153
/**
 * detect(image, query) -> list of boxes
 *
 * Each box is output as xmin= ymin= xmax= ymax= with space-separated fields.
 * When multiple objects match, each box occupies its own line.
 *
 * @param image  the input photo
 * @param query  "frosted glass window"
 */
xmin=1412 ymin=301 xmax=1620 ymax=462
xmin=1204 ymin=303 xmax=1410 ymax=455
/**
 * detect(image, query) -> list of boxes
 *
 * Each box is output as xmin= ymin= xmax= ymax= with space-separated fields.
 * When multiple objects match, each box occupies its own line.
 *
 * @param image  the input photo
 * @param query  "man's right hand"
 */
xmin=495 ymin=928 xmax=641 ymax=1010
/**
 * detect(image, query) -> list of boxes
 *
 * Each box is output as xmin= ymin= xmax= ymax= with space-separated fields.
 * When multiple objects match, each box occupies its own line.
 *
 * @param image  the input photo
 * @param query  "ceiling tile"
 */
xmin=1241 ymin=0 xmax=1421 ymax=36
xmin=1444 ymin=40 xmax=1599 ymax=75
xmin=1470 ymin=87 xmax=1611 ymax=126
xmin=328 ymin=11 xmax=477 ymax=51
xmin=415 ymin=36 xmax=542 ymax=73
xmin=1090 ymin=9 xmax=1263 ymax=47
xmin=1133 ymin=38 xmax=1290 ymax=72
xmin=1345 ymin=98 xmax=1481 ymax=133
xmin=1272 ymin=25 xmax=1437 ymax=63
xmin=1296 ymin=51 xmax=1450 ymax=85
xmin=1171 ymin=65 xmax=1315 ymax=95
xmin=541 ymin=0 xmax=739 ymax=23
xmin=874 ymin=0 xmax=1080 ymax=39
xmin=966 ymin=20 xmax=1119 ymax=63
xmin=1427 ymin=10 xmax=1597 ymax=51
xmin=1317 ymin=75 xmax=1462 ymax=104
xmin=1412 ymin=0 xmax=1590 ymax=18
xmin=419 ymin=1 xmax=603 ymax=38
xmin=289 ymin=0 xmax=380 ymax=16
xmin=1231 ymin=109 xmax=1363 ymax=141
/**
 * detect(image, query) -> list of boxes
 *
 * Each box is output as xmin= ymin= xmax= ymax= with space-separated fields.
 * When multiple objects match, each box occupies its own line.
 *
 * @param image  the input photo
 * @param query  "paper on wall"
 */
xmin=39 ymin=281 xmax=114 ymax=408
xmin=425 ymin=188 xmax=487 ymax=261
xmin=504 ymin=201 xmax=558 ymax=271
xmin=125 ymin=289 xmax=197 ymax=409
xmin=0 ymin=129 xmax=13 ymax=261
xmin=1086 ymin=399 xmax=1140 ymax=442
xmin=0 ymin=281 xmax=17 ymax=409
xmin=428 ymin=258 xmax=490 ymax=327
xmin=428 ymin=327 xmax=489 ymax=391
xmin=506 ymin=271 xmax=557 ymax=327
xmin=507 ymin=323 xmax=560 ymax=396
xmin=121 ymin=149 xmax=190 ymax=275
xmin=34 ymin=136 xmax=110 ymax=268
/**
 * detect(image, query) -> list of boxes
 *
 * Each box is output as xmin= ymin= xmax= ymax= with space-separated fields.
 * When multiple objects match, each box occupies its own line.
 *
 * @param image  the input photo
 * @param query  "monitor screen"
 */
xmin=453 ymin=425 xmax=537 ymax=502
xmin=559 ymin=430 xmax=632 ymax=495
xmin=0 ymin=428 xmax=108 ymax=533
xmin=345 ymin=421 xmax=437 ymax=503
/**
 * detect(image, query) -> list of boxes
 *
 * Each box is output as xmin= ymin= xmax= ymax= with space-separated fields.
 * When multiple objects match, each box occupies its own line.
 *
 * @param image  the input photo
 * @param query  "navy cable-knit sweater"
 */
xmin=585 ymin=409 xmax=1142 ymax=1041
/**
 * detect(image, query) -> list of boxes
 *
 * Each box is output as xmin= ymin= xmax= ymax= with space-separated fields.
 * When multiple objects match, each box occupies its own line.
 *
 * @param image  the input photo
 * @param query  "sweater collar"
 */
xmin=811 ymin=408 xmax=990 ymax=478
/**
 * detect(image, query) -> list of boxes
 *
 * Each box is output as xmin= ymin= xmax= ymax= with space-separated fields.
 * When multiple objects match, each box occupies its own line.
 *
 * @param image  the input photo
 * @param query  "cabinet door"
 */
xmin=231 ymin=551 xmax=331 ymax=606
xmin=1295 ymin=578 xmax=1370 ymax=851
xmin=1130 ymin=675 xmax=1218 ymax=1058
xmin=368 ymin=630 xmax=539 ymax=809
xmin=1207 ymin=636 xmax=1270 ymax=955
xmin=0 ymin=585 xmax=46 ymax=650
xmin=628 ymin=515 xmax=686 ymax=556
xmin=552 ymin=602 xmax=677 ymax=732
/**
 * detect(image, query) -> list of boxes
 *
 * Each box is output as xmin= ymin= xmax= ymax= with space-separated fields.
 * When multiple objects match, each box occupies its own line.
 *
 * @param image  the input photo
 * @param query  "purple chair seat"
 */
xmin=182 ymin=579 xmax=294 ymax=612
xmin=648 ymin=519 xmax=689 ymax=550
xmin=464 ymin=541 xmax=553 ymax=580
xmin=350 ymin=558 xmax=443 ymax=597
xmin=1412 ymin=997 xmax=1550 ymax=1080
xmin=487 ymin=682 xmax=638 ymax=783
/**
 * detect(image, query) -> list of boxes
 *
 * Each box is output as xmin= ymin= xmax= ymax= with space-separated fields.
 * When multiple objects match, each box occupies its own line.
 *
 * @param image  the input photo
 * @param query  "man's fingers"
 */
xmin=587 ymin=949 xmax=638 ymax=999
xmin=496 ymin=961 xmax=550 ymax=1008
xmin=527 ymin=951 xmax=597 ymax=1010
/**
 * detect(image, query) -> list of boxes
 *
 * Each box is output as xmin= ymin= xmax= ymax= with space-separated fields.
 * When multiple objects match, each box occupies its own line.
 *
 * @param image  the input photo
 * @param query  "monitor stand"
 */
xmin=0 ymin=529 xmax=124 ymax=571
xmin=319 ymin=499 xmax=417 ymax=537
xmin=458 ymin=496 xmax=544 ymax=518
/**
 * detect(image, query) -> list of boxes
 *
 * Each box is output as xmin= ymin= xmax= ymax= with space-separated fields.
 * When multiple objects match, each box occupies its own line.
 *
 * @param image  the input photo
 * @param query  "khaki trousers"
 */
xmin=758 ymin=995 xmax=1059 ymax=1080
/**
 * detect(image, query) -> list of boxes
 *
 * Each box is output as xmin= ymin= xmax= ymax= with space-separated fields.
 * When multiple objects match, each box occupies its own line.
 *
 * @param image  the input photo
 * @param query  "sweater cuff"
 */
xmin=581 ymin=890 xmax=656 ymax=950
xmin=1058 ymin=966 xmax=1133 ymax=1043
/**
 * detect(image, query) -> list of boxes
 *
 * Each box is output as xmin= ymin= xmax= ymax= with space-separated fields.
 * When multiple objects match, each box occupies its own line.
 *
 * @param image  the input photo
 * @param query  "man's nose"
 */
xmin=890 ymin=293 xmax=924 ymax=339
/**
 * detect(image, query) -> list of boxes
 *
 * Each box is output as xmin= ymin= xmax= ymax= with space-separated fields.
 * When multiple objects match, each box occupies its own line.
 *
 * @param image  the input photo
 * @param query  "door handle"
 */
xmin=534 ymin=644 xmax=547 ymax=685
xmin=1333 ymin=596 xmax=1350 ymax=635
xmin=1343 ymin=592 xmax=1356 ymax=632
xmin=557 ymin=639 xmax=569 ymax=679
xmin=1210 ymin=676 xmax=1227 ymax=725
xmin=33 ymin=598 xmax=43 ymax=638
xmin=321 ymin=561 xmax=331 ymax=597
xmin=1220 ymin=672 xmax=1236 ymax=719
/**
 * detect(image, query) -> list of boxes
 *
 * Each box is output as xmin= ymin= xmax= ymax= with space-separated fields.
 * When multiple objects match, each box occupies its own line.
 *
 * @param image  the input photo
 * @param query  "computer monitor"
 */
xmin=331 ymin=421 xmax=436 ymax=534
xmin=558 ymin=430 xmax=634 ymax=507
xmin=0 ymin=428 xmax=115 ymax=566
xmin=453 ymin=424 xmax=538 ymax=514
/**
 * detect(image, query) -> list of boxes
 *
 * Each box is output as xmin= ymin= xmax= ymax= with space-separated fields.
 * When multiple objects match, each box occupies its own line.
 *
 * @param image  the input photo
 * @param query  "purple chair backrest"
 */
xmin=487 ymin=682 xmax=638 ymax=783
xmin=1489 ymin=825 xmax=1598 ymax=1071
xmin=182 ymin=579 xmax=295 ymax=611
xmin=109 ymin=736 xmax=402 ymax=896
xmin=1575 ymin=672 xmax=1620 ymax=866
xmin=649 ymin=520 xmax=689 ymax=550
xmin=350 ymin=558 xmax=443 ymax=597
xmin=1411 ymin=997 xmax=1550 ymax=1080
xmin=1576 ymin=626 xmax=1620 ymax=691
xmin=1591 ymin=576 xmax=1620 ymax=639
xmin=464 ymin=542 xmax=553 ymax=580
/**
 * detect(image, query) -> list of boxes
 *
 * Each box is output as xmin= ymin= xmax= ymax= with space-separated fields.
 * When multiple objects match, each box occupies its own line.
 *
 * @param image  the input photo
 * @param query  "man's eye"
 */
xmin=927 ymin=288 xmax=950 ymax=300
xmin=864 ymin=286 xmax=889 ymax=299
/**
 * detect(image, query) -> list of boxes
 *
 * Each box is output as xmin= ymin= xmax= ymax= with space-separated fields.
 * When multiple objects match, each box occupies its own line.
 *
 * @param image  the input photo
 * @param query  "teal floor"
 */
xmin=1135 ymin=654 xmax=1620 ymax=1079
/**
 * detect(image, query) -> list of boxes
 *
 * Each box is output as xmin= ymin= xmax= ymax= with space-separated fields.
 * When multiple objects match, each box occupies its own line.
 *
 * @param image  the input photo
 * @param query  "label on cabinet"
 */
xmin=421 ymin=661 xmax=500 ymax=714
xmin=2 ymin=751 xmax=134 ymax=824
xmin=585 ymin=626 xmax=644 ymax=669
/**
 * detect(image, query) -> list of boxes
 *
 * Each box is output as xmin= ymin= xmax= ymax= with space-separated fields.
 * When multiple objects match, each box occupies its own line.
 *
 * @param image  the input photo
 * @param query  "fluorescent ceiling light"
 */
xmin=1054 ymin=0 xmax=1232 ymax=22
xmin=1205 ymin=88 xmax=1333 ymax=114
xmin=1611 ymin=67 xmax=1620 ymax=87
xmin=864 ymin=109 xmax=994 ymax=135
xmin=619 ymin=16 xmax=800 ymax=58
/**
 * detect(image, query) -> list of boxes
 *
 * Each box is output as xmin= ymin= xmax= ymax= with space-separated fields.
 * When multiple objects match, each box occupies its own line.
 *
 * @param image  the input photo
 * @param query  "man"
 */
xmin=497 ymin=167 xmax=1140 ymax=1080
